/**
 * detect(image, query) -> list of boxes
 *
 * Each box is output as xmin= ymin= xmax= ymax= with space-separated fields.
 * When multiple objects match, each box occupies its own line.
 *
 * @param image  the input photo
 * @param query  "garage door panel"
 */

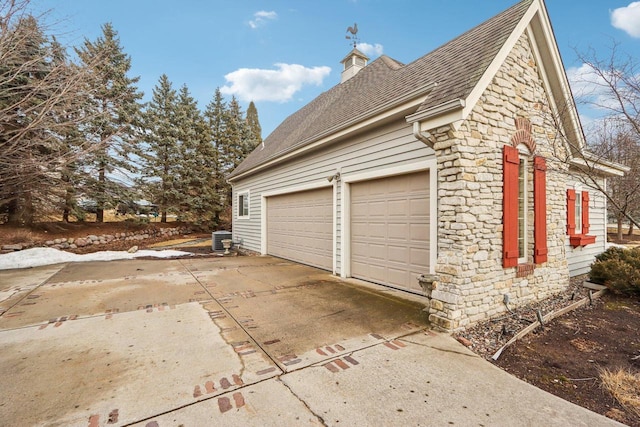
xmin=410 ymin=248 xmax=430 ymax=264
xmin=388 ymin=246 xmax=408 ymax=263
xmin=267 ymin=187 xmax=332 ymax=271
xmin=388 ymin=223 xmax=409 ymax=236
xmin=410 ymin=224 xmax=430 ymax=241
xmin=350 ymin=171 xmax=430 ymax=293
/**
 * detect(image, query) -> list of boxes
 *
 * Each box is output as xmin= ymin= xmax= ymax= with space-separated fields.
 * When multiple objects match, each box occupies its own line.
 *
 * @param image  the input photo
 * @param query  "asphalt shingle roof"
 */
xmin=229 ymin=0 xmax=533 ymax=179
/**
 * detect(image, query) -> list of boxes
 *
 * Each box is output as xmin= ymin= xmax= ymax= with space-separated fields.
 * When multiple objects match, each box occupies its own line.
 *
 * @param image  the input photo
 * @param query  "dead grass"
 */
xmin=600 ymin=368 xmax=640 ymax=418
xmin=2 ymin=228 xmax=37 ymax=244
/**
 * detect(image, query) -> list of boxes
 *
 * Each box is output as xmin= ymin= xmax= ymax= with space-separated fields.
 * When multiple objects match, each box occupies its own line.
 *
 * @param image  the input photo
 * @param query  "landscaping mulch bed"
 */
xmin=455 ymin=279 xmax=640 ymax=426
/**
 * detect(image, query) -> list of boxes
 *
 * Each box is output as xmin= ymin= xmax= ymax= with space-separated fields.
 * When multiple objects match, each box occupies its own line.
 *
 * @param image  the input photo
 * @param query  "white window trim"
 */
xmin=237 ymin=190 xmax=250 ymax=219
xmin=574 ymin=184 xmax=583 ymax=235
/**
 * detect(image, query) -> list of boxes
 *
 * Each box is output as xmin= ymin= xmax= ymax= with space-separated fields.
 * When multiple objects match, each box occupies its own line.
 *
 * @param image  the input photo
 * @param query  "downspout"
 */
xmin=413 ymin=122 xmax=435 ymax=148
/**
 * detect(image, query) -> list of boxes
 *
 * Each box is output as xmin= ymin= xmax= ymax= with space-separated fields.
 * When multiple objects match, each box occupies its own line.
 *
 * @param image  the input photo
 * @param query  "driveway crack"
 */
xmin=277 ymin=377 xmax=328 ymax=426
xmin=178 ymin=259 xmax=284 ymax=372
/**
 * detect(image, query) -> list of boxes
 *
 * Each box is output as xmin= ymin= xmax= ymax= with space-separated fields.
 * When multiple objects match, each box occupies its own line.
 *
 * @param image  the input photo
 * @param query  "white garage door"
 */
xmin=267 ymin=187 xmax=333 ymax=270
xmin=351 ymin=171 xmax=430 ymax=293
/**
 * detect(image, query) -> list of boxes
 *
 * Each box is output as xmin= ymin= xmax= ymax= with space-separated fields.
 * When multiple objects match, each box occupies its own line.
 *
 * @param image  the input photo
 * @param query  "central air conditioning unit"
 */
xmin=212 ymin=231 xmax=232 ymax=251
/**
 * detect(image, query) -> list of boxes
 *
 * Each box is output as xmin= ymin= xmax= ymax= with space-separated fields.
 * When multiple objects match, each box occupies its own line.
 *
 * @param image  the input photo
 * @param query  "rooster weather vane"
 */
xmin=346 ymin=23 xmax=359 ymax=48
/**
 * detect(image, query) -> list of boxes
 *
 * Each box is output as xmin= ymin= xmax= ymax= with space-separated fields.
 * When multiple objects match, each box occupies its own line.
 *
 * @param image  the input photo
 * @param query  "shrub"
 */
xmin=589 ymin=247 xmax=640 ymax=297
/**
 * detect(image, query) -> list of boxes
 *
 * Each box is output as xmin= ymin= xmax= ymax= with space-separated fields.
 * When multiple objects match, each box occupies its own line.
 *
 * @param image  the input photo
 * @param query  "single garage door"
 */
xmin=351 ymin=171 xmax=430 ymax=293
xmin=267 ymin=187 xmax=333 ymax=270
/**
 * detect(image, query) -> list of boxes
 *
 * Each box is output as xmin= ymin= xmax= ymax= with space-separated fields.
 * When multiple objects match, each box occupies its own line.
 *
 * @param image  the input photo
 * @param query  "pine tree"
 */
xmin=50 ymin=37 xmax=87 ymax=222
xmin=175 ymin=84 xmax=219 ymax=227
xmin=204 ymin=88 xmax=228 ymax=223
xmin=0 ymin=14 xmax=91 ymax=224
xmin=140 ymin=74 xmax=180 ymax=222
xmin=246 ymin=101 xmax=262 ymax=147
xmin=75 ymin=23 xmax=143 ymax=222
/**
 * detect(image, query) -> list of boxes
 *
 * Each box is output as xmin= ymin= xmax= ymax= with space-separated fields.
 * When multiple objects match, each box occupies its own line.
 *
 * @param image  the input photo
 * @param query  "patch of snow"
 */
xmin=606 ymin=242 xmax=629 ymax=249
xmin=0 ymin=247 xmax=193 ymax=271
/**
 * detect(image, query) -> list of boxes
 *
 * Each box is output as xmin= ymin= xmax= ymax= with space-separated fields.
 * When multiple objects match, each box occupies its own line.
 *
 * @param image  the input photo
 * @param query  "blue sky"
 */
xmin=33 ymin=1 xmax=640 ymax=138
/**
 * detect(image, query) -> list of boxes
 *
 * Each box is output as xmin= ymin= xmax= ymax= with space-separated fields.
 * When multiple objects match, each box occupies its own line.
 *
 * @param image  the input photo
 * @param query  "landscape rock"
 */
xmin=2 ymin=244 xmax=23 ymax=251
xmin=128 ymin=245 xmax=138 ymax=253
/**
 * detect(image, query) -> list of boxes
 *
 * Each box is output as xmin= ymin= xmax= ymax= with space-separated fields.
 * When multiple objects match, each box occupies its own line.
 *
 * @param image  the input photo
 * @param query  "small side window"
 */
xmin=237 ymin=192 xmax=250 ymax=218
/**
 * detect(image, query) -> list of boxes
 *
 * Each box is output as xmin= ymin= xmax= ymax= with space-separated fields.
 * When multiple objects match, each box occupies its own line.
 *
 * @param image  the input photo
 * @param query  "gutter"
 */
xmin=413 ymin=122 xmax=435 ymax=148
xmin=570 ymin=152 xmax=629 ymax=177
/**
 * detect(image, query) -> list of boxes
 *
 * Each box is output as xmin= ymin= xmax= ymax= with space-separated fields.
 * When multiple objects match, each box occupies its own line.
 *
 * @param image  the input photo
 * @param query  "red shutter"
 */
xmin=567 ymin=189 xmax=576 ymax=235
xmin=581 ymin=191 xmax=590 ymax=234
xmin=533 ymin=156 xmax=548 ymax=264
xmin=503 ymin=146 xmax=520 ymax=268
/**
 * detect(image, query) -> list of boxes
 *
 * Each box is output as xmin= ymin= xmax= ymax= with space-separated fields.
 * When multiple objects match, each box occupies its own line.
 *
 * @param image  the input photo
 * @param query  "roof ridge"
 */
xmin=378 ymin=55 xmax=405 ymax=70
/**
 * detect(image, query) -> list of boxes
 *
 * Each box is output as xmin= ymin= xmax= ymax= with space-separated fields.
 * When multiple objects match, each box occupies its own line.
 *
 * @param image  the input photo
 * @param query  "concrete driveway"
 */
xmin=0 ymin=255 xmax=622 ymax=426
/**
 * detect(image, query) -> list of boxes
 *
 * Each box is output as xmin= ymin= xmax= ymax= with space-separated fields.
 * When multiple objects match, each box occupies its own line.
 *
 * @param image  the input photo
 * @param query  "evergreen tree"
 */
xmin=246 ymin=101 xmax=262 ymax=146
xmin=225 ymin=96 xmax=258 ymax=170
xmin=140 ymin=74 xmax=180 ymax=222
xmin=204 ymin=88 xmax=229 ymax=223
xmin=75 ymin=23 xmax=143 ymax=222
xmin=0 ymin=15 xmax=49 ymax=224
xmin=0 ymin=14 xmax=91 ymax=224
xmin=175 ymin=84 xmax=219 ymax=227
xmin=50 ymin=37 xmax=88 ymax=222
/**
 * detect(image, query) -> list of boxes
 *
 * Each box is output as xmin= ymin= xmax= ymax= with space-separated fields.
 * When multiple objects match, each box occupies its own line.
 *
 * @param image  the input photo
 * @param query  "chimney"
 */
xmin=340 ymin=48 xmax=369 ymax=83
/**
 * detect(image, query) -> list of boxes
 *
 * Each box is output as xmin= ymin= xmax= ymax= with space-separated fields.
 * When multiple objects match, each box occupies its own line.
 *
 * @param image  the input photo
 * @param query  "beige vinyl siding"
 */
xmin=231 ymin=119 xmax=436 ymax=274
xmin=566 ymin=177 xmax=608 ymax=277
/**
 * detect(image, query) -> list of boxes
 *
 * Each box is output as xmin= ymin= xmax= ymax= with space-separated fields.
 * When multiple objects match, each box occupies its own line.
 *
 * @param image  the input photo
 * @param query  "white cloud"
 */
xmin=356 ymin=42 xmax=384 ymax=57
xmin=249 ymin=11 xmax=277 ymax=29
xmin=566 ymin=63 xmax=621 ymax=111
xmin=567 ymin=63 xmax=607 ymax=98
xmin=567 ymin=62 xmax=639 ymax=119
xmin=611 ymin=2 xmax=640 ymax=37
xmin=220 ymin=63 xmax=332 ymax=102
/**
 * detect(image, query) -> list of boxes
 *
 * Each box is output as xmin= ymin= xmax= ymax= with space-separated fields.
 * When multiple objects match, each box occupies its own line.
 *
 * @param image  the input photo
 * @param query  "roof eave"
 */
xmin=570 ymin=153 xmax=629 ymax=177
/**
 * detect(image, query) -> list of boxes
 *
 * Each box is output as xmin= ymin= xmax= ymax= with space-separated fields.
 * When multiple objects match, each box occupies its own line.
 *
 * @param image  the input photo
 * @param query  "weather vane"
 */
xmin=346 ymin=23 xmax=359 ymax=48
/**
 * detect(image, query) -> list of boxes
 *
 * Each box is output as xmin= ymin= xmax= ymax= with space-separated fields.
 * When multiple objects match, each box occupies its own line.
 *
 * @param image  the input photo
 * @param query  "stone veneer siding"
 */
xmin=428 ymin=32 xmax=571 ymax=331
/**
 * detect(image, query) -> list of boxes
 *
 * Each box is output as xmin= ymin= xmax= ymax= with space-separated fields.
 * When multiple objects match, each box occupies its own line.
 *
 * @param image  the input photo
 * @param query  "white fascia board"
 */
xmin=405 ymin=99 xmax=464 ymax=124
xmin=527 ymin=2 xmax=587 ymax=153
xmin=570 ymin=155 xmax=628 ymax=177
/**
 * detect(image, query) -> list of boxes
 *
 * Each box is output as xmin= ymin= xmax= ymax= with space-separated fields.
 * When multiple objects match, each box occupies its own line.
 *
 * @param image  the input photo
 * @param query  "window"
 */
xmin=503 ymin=145 xmax=548 ymax=268
xmin=237 ymin=192 xmax=250 ymax=218
xmin=518 ymin=156 xmax=528 ymax=262
xmin=567 ymin=188 xmax=595 ymax=247
xmin=503 ymin=118 xmax=547 ymax=270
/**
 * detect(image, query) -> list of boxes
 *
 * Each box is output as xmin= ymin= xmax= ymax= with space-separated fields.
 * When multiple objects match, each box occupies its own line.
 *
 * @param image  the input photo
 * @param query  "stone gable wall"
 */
xmin=429 ymin=32 xmax=572 ymax=331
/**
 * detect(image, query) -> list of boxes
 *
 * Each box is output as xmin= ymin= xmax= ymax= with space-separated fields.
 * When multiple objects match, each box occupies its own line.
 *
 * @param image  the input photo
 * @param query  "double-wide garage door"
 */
xmin=267 ymin=187 xmax=333 ymax=270
xmin=350 ymin=171 xmax=430 ymax=293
